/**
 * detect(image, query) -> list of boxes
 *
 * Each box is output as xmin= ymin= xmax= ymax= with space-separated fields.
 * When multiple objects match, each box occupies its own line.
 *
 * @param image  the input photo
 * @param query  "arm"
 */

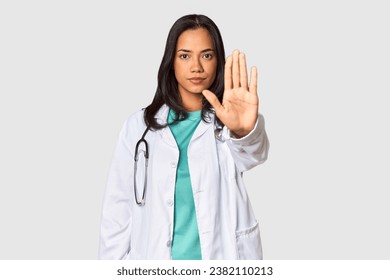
xmin=98 ymin=119 xmax=133 ymax=259
xmin=202 ymin=50 xmax=269 ymax=171
xmin=223 ymin=113 xmax=269 ymax=172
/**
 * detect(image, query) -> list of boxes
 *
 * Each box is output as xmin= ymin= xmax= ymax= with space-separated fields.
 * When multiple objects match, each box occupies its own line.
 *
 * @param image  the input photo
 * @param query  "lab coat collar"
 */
xmin=154 ymin=104 xmax=170 ymax=124
xmin=154 ymin=104 xmax=216 ymax=143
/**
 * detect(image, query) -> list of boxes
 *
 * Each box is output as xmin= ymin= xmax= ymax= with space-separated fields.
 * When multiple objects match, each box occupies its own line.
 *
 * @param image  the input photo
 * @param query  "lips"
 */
xmin=189 ymin=77 xmax=206 ymax=84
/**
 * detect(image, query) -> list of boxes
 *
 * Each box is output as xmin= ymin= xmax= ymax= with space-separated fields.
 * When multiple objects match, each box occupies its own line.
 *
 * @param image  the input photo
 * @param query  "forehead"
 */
xmin=176 ymin=28 xmax=214 ymax=50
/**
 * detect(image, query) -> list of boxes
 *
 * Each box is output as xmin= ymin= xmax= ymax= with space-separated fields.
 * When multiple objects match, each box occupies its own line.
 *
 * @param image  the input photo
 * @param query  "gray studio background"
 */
xmin=1 ymin=0 xmax=389 ymax=259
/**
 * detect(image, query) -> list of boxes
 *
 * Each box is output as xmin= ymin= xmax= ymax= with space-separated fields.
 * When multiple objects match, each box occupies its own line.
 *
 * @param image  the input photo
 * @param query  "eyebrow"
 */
xmin=177 ymin=48 xmax=215 ymax=53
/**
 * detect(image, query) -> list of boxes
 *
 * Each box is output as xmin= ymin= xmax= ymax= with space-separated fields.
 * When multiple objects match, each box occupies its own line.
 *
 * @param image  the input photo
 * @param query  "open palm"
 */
xmin=202 ymin=50 xmax=259 ymax=138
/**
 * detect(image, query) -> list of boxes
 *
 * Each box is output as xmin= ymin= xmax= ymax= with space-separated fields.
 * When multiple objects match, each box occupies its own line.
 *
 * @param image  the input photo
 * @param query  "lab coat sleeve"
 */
xmin=98 ymin=118 xmax=133 ymax=260
xmin=223 ymin=113 xmax=269 ymax=173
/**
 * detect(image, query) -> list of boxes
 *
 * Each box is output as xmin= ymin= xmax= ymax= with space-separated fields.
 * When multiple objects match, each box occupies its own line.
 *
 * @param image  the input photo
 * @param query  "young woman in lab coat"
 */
xmin=99 ymin=14 xmax=269 ymax=260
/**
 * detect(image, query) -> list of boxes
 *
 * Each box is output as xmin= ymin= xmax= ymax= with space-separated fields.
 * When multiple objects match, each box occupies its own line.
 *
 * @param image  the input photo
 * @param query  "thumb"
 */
xmin=202 ymin=90 xmax=224 ymax=115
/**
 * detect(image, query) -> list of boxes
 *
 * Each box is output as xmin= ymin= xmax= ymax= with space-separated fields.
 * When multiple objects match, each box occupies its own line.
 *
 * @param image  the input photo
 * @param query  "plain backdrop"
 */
xmin=0 ymin=0 xmax=389 ymax=259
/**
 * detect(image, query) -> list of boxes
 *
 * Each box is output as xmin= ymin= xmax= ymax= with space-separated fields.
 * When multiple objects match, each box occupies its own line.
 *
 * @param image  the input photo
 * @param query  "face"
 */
xmin=173 ymin=28 xmax=217 ymax=110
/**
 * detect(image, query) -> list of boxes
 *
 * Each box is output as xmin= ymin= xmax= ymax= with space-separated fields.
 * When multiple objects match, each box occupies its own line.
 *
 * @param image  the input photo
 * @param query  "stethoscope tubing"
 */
xmin=133 ymin=126 xmax=150 ymax=206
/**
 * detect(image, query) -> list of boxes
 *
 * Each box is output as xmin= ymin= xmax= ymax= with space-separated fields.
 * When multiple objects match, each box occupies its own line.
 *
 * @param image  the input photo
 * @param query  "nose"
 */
xmin=191 ymin=57 xmax=204 ymax=73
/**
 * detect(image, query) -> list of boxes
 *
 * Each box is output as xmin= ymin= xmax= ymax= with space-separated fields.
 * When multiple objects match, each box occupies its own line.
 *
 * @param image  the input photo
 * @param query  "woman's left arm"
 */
xmin=223 ymin=113 xmax=269 ymax=172
xmin=202 ymin=49 xmax=269 ymax=171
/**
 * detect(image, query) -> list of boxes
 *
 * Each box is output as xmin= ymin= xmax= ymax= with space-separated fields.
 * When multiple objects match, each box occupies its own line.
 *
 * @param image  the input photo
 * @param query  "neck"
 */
xmin=179 ymin=91 xmax=203 ymax=112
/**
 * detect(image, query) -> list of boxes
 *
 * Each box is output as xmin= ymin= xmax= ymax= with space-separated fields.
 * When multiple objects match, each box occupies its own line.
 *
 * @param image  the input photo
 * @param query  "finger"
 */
xmin=224 ymin=55 xmax=233 ymax=89
xmin=202 ymin=90 xmax=224 ymax=115
xmin=232 ymin=50 xmax=240 ymax=88
xmin=239 ymin=52 xmax=248 ymax=89
xmin=249 ymin=66 xmax=258 ymax=95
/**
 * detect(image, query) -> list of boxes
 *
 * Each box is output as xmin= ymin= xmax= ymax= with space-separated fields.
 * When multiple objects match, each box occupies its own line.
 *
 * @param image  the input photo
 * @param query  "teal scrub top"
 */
xmin=168 ymin=109 xmax=202 ymax=260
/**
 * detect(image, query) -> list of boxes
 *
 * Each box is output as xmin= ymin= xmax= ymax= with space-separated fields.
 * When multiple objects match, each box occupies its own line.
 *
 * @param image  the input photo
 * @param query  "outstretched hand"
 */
xmin=202 ymin=50 xmax=259 ymax=138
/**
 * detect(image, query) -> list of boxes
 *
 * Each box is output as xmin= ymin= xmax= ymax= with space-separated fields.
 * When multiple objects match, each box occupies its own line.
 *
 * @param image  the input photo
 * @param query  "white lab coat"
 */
xmin=98 ymin=104 xmax=269 ymax=260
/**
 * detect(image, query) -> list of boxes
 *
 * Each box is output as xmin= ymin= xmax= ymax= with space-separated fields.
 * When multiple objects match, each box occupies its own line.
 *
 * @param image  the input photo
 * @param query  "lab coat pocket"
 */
xmin=235 ymin=222 xmax=262 ymax=260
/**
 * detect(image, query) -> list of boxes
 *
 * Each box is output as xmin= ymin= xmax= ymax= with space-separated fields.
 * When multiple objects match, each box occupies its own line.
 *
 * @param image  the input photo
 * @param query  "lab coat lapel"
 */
xmin=191 ymin=118 xmax=213 ymax=141
xmin=154 ymin=104 xmax=177 ymax=147
xmin=191 ymin=111 xmax=215 ymax=141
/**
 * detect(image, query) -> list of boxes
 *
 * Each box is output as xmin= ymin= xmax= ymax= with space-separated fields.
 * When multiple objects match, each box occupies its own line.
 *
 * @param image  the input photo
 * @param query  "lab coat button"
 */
xmin=167 ymin=199 xmax=174 ymax=206
xmin=166 ymin=240 xmax=172 ymax=247
xmin=171 ymin=162 xmax=176 ymax=168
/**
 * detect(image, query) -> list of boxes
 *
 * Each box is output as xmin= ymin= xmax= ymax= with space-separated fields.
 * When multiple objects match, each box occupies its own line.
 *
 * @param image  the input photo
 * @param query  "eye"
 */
xmin=179 ymin=54 xmax=190 ymax=59
xmin=202 ymin=53 xmax=214 ymax=60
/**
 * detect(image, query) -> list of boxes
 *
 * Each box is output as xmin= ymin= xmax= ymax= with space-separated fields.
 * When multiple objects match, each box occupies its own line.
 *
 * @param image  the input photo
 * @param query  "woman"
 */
xmin=98 ymin=14 xmax=269 ymax=260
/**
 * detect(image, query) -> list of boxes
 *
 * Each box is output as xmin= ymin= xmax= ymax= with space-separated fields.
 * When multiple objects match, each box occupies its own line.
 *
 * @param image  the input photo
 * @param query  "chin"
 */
xmin=189 ymin=85 xmax=209 ymax=94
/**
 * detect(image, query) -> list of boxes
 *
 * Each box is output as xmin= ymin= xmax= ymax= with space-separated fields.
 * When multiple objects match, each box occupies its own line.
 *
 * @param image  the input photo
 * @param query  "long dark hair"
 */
xmin=144 ymin=14 xmax=225 ymax=129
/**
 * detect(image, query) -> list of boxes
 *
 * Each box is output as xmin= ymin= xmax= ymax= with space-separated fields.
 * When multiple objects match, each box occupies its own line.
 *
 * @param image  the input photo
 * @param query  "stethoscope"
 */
xmin=133 ymin=126 xmax=150 ymax=206
xmin=133 ymin=122 xmax=224 ymax=206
